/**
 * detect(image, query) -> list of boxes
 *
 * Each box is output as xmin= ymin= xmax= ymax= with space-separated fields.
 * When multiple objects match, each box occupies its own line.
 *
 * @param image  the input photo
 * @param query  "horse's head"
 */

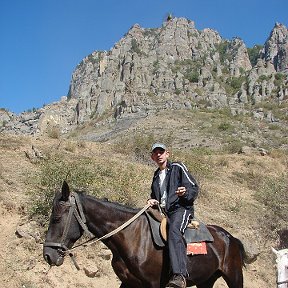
xmin=43 ymin=181 xmax=84 ymax=266
xmin=272 ymin=247 xmax=288 ymax=287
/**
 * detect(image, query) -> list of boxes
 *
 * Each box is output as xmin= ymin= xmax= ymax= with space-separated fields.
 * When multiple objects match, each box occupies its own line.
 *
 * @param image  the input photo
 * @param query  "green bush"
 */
xmin=274 ymin=72 xmax=285 ymax=87
xmin=153 ymin=60 xmax=160 ymax=74
xmin=230 ymin=76 xmax=245 ymax=90
xmin=175 ymin=88 xmax=182 ymax=95
xmin=46 ymin=125 xmax=61 ymax=139
xmin=218 ymin=122 xmax=233 ymax=131
xmin=222 ymin=139 xmax=244 ymax=154
xmin=0 ymin=120 xmax=7 ymax=127
xmin=216 ymin=41 xmax=230 ymax=64
xmin=27 ymin=153 xmax=153 ymax=220
xmin=131 ymin=38 xmax=141 ymax=54
xmin=87 ymin=53 xmax=100 ymax=65
xmin=171 ymin=59 xmax=202 ymax=82
xmin=225 ymin=76 xmax=246 ymax=94
xmin=230 ymin=170 xmax=260 ymax=190
xmin=27 ymin=156 xmax=96 ymax=217
xmin=114 ymin=133 xmax=173 ymax=163
xmin=247 ymin=45 xmax=263 ymax=66
xmin=258 ymin=75 xmax=271 ymax=82
xmin=254 ymin=174 xmax=287 ymax=222
xmin=172 ymin=148 xmax=214 ymax=187
xmin=185 ymin=70 xmax=199 ymax=83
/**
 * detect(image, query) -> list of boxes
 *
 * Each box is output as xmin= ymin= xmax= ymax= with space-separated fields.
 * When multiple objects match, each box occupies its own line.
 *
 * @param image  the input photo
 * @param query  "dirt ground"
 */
xmin=0 ymin=134 xmax=283 ymax=287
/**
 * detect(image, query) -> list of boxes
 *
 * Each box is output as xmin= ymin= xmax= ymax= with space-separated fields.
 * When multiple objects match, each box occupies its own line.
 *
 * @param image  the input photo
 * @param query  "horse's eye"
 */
xmin=52 ymin=216 xmax=61 ymax=223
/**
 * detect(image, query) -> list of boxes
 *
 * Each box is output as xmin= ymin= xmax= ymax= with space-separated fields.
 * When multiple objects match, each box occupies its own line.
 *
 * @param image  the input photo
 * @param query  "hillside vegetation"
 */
xmin=0 ymin=109 xmax=287 ymax=287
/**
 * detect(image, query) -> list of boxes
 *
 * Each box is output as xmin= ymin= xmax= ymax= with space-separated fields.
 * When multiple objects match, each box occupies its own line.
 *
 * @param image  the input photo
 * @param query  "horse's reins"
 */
xmin=277 ymin=280 xmax=288 ymax=285
xmin=44 ymin=192 xmax=150 ymax=269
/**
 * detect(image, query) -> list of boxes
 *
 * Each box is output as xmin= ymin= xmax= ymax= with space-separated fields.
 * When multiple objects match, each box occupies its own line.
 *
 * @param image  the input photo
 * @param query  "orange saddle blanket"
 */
xmin=187 ymin=241 xmax=207 ymax=255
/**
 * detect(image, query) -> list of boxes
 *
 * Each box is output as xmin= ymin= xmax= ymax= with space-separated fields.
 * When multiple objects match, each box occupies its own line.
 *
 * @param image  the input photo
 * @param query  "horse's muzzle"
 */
xmin=43 ymin=246 xmax=65 ymax=266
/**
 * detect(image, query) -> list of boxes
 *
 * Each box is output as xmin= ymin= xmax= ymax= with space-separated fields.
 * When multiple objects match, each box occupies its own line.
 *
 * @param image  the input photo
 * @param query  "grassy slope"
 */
xmin=0 ymin=108 xmax=287 ymax=287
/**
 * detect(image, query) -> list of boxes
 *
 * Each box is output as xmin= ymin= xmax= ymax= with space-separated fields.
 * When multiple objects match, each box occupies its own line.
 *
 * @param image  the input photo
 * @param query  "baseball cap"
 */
xmin=151 ymin=143 xmax=167 ymax=152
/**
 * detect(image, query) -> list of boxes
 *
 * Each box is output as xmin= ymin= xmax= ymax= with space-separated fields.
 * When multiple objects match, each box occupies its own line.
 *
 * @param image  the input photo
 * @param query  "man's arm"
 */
xmin=173 ymin=163 xmax=199 ymax=203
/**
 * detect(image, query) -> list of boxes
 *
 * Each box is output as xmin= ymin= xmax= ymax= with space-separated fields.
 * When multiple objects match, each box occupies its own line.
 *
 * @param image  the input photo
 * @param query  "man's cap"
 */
xmin=151 ymin=143 xmax=167 ymax=152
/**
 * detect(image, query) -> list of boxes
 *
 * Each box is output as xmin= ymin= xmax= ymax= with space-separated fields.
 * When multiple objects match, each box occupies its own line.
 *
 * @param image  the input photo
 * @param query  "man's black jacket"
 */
xmin=150 ymin=161 xmax=199 ymax=213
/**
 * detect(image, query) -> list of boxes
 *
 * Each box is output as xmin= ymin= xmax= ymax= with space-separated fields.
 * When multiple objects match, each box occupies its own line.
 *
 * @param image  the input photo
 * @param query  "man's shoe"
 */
xmin=166 ymin=274 xmax=186 ymax=288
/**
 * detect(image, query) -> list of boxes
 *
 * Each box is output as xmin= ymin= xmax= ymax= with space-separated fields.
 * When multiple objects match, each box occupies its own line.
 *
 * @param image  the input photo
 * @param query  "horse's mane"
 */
xmin=102 ymin=200 xmax=140 ymax=213
xmin=75 ymin=190 xmax=140 ymax=214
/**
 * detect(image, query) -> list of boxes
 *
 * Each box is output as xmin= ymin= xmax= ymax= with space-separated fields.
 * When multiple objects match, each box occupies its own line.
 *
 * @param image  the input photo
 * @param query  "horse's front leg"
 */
xmin=119 ymin=280 xmax=140 ymax=288
xmin=112 ymin=255 xmax=144 ymax=288
xmin=119 ymin=284 xmax=129 ymax=288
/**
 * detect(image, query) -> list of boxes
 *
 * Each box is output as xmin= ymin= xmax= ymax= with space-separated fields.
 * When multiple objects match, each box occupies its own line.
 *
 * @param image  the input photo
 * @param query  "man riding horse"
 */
xmin=148 ymin=143 xmax=199 ymax=288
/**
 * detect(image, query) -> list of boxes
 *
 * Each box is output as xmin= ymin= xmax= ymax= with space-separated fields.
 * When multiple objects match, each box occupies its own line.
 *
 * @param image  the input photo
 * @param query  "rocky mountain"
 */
xmin=262 ymin=22 xmax=288 ymax=73
xmin=1 ymin=17 xmax=288 ymax=137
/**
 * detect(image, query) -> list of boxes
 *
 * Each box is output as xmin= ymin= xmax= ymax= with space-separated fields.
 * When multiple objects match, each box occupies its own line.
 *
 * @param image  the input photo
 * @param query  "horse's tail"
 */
xmin=235 ymin=238 xmax=246 ymax=267
xmin=235 ymin=237 xmax=258 ymax=265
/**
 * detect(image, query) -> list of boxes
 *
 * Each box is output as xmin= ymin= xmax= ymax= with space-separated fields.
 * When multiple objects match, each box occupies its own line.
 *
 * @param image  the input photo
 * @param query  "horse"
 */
xmin=43 ymin=181 xmax=247 ymax=288
xmin=272 ymin=247 xmax=288 ymax=288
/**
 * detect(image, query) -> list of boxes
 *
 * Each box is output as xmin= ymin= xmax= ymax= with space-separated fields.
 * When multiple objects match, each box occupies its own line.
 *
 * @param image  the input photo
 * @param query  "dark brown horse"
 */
xmin=43 ymin=181 xmax=246 ymax=288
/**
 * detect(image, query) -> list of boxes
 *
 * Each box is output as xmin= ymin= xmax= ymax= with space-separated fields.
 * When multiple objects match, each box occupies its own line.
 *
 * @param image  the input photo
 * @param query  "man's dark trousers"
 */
xmin=167 ymin=208 xmax=191 ymax=276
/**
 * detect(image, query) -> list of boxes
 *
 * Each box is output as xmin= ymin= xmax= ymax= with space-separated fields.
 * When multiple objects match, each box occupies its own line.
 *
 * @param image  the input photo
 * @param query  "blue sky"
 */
xmin=0 ymin=0 xmax=287 ymax=114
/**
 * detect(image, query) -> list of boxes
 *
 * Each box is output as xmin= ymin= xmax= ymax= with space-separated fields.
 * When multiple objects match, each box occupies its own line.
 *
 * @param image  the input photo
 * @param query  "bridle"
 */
xmin=44 ymin=192 xmax=150 ymax=266
xmin=277 ymin=280 xmax=288 ymax=286
xmin=44 ymin=192 xmax=94 ymax=254
xmin=277 ymin=271 xmax=288 ymax=286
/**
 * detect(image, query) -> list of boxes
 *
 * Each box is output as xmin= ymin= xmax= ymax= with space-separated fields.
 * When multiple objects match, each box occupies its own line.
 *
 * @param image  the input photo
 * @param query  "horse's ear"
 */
xmin=271 ymin=247 xmax=278 ymax=255
xmin=61 ymin=181 xmax=70 ymax=201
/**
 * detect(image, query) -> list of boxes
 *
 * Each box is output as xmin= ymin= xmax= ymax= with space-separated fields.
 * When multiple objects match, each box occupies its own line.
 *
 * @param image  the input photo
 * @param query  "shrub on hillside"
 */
xmin=115 ymin=133 xmax=173 ymax=163
xmin=27 ymin=154 xmax=152 ymax=220
xmin=247 ymin=45 xmax=263 ymax=66
xmin=172 ymin=147 xmax=214 ymax=198
xmin=27 ymin=155 xmax=96 ymax=217
xmin=218 ymin=122 xmax=233 ymax=131
xmin=46 ymin=125 xmax=61 ymax=139
xmin=254 ymin=173 xmax=287 ymax=222
xmin=222 ymin=139 xmax=244 ymax=154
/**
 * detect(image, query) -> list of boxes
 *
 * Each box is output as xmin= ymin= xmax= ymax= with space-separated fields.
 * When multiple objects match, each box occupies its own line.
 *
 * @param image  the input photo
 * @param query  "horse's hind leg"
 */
xmin=196 ymin=275 xmax=218 ymax=288
xmin=221 ymin=255 xmax=244 ymax=287
xmin=222 ymin=272 xmax=243 ymax=288
xmin=221 ymin=242 xmax=244 ymax=287
xmin=219 ymin=260 xmax=243 ymax=288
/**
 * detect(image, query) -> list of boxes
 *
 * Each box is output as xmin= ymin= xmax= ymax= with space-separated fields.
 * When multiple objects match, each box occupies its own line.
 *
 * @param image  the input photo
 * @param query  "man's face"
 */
xmin=151 ymin=148 xmax=169 ymax=166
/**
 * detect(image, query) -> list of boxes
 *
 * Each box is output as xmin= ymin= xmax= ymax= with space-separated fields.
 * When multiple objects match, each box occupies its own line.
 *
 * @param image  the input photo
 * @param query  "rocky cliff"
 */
xmin=1 ymin=17 xmax=288 ymax=136
xmin=262 ymin=22 xmax=288 ymax=73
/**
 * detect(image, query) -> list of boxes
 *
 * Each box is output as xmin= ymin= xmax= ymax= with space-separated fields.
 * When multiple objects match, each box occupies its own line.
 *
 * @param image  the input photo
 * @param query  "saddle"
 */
xmin=145 ymin=208 xmax=214 ymax=254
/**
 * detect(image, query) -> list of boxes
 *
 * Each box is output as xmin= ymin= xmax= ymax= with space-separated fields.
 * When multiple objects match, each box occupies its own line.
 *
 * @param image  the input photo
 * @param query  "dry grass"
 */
xmin=0 ymin=133 xmax=287 ymax=287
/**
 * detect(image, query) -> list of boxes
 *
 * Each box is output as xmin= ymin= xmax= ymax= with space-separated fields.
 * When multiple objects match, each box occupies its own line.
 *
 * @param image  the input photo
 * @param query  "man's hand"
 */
xmin=147 ymin=199 xmax=159 ymax=207
xmin=176 ymin=186 xmax=186 ymax=197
